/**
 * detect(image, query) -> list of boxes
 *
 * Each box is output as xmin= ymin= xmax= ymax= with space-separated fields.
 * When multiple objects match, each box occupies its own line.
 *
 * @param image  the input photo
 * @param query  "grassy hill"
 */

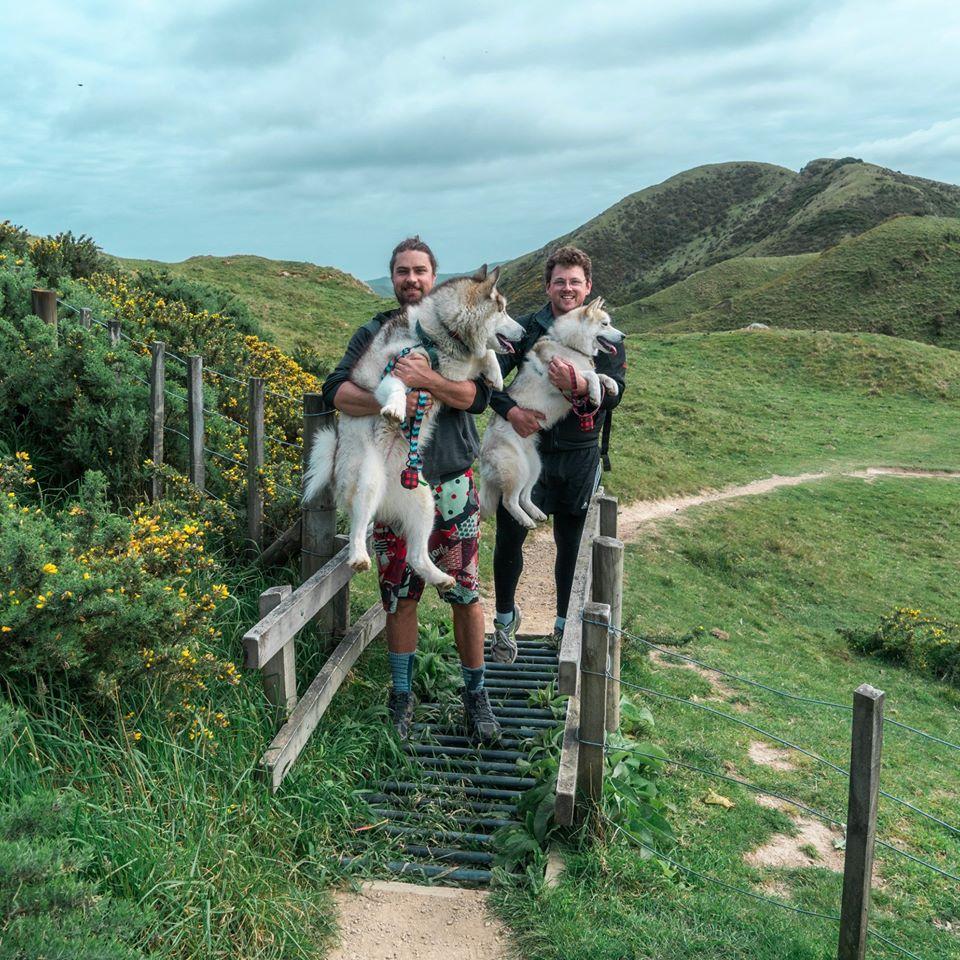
xmin=499 ymin=158 xmax=960 ymax=314
xmin=117 ymin=254 xmax=394 ymax=362
xmin=656 ymin=216 xmax=960 ymax=348
xmin=614 ymin=254 xmax=817 ymax=333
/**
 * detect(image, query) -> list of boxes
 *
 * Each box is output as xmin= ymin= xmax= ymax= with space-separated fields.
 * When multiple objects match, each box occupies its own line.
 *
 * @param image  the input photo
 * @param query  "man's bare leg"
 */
xmin=386 ymin=598 xmax=418 ymax=654
xmin=452 ymin=601 xmax=485 ymax=668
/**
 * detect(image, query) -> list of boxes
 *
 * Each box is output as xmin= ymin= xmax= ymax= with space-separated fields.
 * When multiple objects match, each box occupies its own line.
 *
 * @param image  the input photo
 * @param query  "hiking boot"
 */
xmin=549 ymin=622 xmax=565 ymax=648
xmin=387 ymin=689 xmax=416 ymax=739
xmin=490 ymin=607 xmax=522 ymax=664
xmin=461 ymin=687 xmax=501 ymax=744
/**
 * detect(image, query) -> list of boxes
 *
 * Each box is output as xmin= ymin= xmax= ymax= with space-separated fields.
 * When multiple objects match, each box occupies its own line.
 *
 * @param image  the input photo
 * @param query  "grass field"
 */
xmin=117 ymin=254 xmax=394 ymax=361
xmin=613 ymin=254 xmax=817 ymax=333
xmin=492 ymin=476 xmax=960 ymax=959
xmin=660 ymin=217 xmax=960 ymax=349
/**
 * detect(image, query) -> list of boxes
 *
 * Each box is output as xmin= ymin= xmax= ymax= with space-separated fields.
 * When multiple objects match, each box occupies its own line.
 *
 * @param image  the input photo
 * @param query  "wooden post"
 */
xmin=31 ymin=289 xmax=58 ymax=345
xmin=149 ymin=342 xmax=165 ymax=502
xmin=598 ymin=493 xmax=618 ymax=539
xmin=79 ymin=307 xmax=92 ymax=329
xmin=247 ymin=377 xmax=265 ymax=554
xmin=592 ymin=536 xmax=624 ymax=732
xmin=108 ymin=319 xmax=121 ymax=347
xmin=302 ymin=393 xmax=338 ymax=633
xmin=838 ymin=683 xmax=885 ymax=960
xmin=332 ymin=533 xmax=351 ymax=636
xmin=577 ymin=600 xmax=610 ymax=806
xmin=187 ymin=355 xmax=205 ymax=492
xmin=259 ymin=585 xmax=296 ymax=715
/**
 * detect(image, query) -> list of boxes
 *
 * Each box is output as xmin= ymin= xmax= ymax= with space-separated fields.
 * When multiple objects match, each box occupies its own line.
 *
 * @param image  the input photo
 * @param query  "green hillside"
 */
xmin=657 ymin=216 xmax=960 ymax=348
xmin=117 ymin=254 xmax=394 ymax=361
xmin=499 ymin=158 xmax=960 ymax=313
xmin=614 ymin=254 xmax=817 ymax=332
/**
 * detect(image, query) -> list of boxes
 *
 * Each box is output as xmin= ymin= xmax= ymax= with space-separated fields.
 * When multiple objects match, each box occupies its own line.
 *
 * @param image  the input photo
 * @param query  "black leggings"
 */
xmin=493 ymin=501 xmax=586 ymax=620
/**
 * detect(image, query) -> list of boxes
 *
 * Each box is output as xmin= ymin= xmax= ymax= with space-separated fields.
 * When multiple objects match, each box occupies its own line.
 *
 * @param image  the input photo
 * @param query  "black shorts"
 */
xmin=532 ymin=446 xmax=602 ymax=518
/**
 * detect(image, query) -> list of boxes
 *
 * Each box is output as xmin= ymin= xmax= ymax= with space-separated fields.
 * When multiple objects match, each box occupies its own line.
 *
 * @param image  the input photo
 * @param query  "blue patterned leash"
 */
xmin=382 ymin=346 xmax=431 ymax=490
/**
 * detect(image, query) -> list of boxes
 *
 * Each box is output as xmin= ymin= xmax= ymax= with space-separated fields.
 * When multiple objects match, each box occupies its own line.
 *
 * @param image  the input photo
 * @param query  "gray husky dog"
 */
xmin=479 ymin=297 xmax=624 ymax=528
xmin=303 ymin=266 xmax=523 ymax=588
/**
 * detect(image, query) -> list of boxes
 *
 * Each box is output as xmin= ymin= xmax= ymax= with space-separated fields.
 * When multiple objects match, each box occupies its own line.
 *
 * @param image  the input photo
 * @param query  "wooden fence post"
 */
xmin=838 ymin=683 xmax=885 ymax=960
xmin=577 ymin=600 xmax=611 ymax=807
xmin=108 ymin=319 xmax=121 ymax=347
xmin=259 ymin=585 xmax=296 ymax=715
xmin=149 ymin=342 xmax=165 ymax=502
xmin=187 ymin=355 xmax=205 ymax=492
xmin=247 ymin=377 xmax=265 ymax=554
xmin=302 ymin=393 xmax=340 ymax=634
xmin=31 ymin=289 xmax=58 ymax=344
xmin=598 ymin=493 xmax=618 ymax=539
xmin=592 ymin=536 xmax=624 ymax=732
xmin=79 ymin=307 xmax=91 ymax=329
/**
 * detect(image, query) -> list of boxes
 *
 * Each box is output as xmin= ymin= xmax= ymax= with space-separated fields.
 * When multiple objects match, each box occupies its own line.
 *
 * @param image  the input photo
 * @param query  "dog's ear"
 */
xmin=472 ymin=264 xmax=489 ymax=282
xmin=489 ymin=264 xmax=501 ymax=286
xmin=585 ymin=296 xmax=603 ymax=317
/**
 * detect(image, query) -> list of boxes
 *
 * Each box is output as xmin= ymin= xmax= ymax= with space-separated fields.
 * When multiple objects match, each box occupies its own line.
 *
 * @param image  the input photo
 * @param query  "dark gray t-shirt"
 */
xmin=321 ymin=310 xmax=490 ymax=483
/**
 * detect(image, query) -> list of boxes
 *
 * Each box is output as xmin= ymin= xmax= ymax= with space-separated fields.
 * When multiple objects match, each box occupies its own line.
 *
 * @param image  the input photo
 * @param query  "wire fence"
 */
xmin=591 ymin=619 xmax=960 ymax=756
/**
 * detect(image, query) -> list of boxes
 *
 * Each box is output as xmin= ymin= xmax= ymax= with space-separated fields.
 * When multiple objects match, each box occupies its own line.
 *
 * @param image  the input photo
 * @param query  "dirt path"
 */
xmin=482 ymin=466 xmax=960 ymax=634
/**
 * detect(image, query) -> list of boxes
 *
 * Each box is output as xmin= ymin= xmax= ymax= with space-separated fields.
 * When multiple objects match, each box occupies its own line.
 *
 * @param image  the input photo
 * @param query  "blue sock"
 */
xmin=554 ymin=616 xmax=566 ymax=634
xmin=406 ymin=651 xmax=416 ymax=691
xmin=462 ymin=665 xmax=485 ymax=692
xmin=494 ymin=609 xmax=515 ymax=626
xmin=389 ymin=652 xmax=415 ymax=693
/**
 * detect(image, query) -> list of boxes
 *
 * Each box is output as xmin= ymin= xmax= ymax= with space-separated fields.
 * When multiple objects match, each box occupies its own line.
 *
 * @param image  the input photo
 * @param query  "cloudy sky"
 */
xmin=2 ymin=0 xmax=959 ymax=279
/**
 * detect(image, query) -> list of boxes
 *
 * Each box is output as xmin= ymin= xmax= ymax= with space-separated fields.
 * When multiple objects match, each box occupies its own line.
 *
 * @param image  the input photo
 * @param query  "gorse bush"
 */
xmin=0 ymin=454 xmax=239 ymax=730
xmin=841 ymin=607 xmax=960 ymax=688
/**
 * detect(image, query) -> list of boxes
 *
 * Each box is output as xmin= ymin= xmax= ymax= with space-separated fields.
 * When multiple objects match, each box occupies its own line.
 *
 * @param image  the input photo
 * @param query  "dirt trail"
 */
xmin=482 ymin=467 xmax=960 ymax=634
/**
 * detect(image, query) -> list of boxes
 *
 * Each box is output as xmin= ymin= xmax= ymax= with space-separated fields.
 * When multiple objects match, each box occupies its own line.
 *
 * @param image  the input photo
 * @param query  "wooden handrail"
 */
xmin=259 ymin=603 xmax=386 ymax=792
xmin=558 ymin=494 xmax=602 ymax=694
xmin=243 ymin=541 xmax=353 ymax=669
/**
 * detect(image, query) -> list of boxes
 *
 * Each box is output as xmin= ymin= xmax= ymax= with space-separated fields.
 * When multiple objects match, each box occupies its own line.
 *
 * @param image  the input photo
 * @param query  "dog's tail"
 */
xmin=302 ymin=422 xmax=338 ymax=505
xmin=477 ymin=465 xmax=500 ymax=520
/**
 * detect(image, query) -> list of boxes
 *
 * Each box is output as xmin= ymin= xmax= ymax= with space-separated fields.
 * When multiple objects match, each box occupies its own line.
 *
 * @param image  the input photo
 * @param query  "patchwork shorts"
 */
xmin=373 ymin=469 xmax=481 ymax=613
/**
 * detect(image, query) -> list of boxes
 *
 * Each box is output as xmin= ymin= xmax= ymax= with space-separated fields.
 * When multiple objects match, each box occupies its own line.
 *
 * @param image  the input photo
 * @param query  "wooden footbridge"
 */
xmin=243 ymin=402 xmax=625 ymax=882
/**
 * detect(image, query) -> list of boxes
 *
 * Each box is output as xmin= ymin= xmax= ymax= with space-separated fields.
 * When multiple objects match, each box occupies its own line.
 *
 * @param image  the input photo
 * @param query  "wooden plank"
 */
xmin=592 ymin=536 xmax=624 ymax=732
xmin=259 ymin=586 xmax=296 ymax=714
xmin=554 ymin=678 xmax=580 ymax=826
xmin=302 ymin=392 xmax=338 ymax=632
xmin=187 ymin=355 xmax=205 ymax=491
xmin=598 ymin=494 xmax=618 ymax=539
xmin=149 ymin=342 xmax=165 ymax=502
xmin=247 ymin=377 xmax=265 ymax=553
xmin=576 ymin=601 xmax=610 ymax=804
xmin=261 ymin=518 xmax=302 ymax=567
xmin=31 ymin=289 xmax=57 ymax=343
xmin=79 ymin=307 xmax=91 ymax=329
xmin=838 ymin=683 xmax=885 ymax=960
xmin=242 ymin=541 xmax=353 ymax=669
xmin=558 ymin=494 xmax=601 ymax=694
xmin=260 ymin=602 xmax=386 ymax=792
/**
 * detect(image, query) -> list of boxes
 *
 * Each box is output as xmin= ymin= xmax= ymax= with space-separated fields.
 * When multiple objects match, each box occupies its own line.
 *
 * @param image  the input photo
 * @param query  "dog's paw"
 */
xmin=437 ymin=575 xmax=456 ymax=592
xmin=525 ymin=506 xmax=547 ymax=523
xmin=380 ymin=400 xmax=405 ymax=424
xmin=349 ymin=553 xmax=372 ymax=573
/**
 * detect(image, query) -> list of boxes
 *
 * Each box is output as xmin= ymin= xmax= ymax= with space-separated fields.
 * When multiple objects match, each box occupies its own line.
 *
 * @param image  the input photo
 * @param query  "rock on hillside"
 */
xmin=498 ymin=158 xmax=960 ymax=313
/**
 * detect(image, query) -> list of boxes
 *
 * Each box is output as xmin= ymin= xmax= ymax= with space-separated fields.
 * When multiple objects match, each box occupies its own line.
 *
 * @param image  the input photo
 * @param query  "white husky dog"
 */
xmin=303 ymin=265 xmax=523 ymax=589
xmin=479 ymin=297 xmax=624 ymax=529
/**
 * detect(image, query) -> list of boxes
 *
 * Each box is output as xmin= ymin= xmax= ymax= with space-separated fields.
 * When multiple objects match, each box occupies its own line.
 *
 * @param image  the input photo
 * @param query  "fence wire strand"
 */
xmin=600 ymin=813 xmax=843 ymax=923
xmin=590 ymin=619 xmax=960 ymax=756
xmin=582 ymin=737 xmax=960 ymax=885
xmin=591 ymin=670 xmax=960 ymax=839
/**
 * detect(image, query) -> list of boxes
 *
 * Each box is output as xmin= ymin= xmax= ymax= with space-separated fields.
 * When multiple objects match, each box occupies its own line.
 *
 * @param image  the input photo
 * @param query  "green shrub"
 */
xmin=0 ymin=220 xmax=29 ymax=258
xmin=0 ymin=257 xmax=38 ymax=323
xmin=840 ymin=607 xmax=960 ymax=687
xmin=0 ymin=455 xmax=239 ymax=724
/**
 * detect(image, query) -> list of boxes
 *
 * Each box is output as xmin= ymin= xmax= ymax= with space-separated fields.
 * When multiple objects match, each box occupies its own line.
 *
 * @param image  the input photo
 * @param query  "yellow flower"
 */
xmin=1 ymin=626 xmax=11 ymax=633
xmin=133 ymin=731 xmax=142 ymax=742
xmin=42 ymin=562 xmax=58 ymax=575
